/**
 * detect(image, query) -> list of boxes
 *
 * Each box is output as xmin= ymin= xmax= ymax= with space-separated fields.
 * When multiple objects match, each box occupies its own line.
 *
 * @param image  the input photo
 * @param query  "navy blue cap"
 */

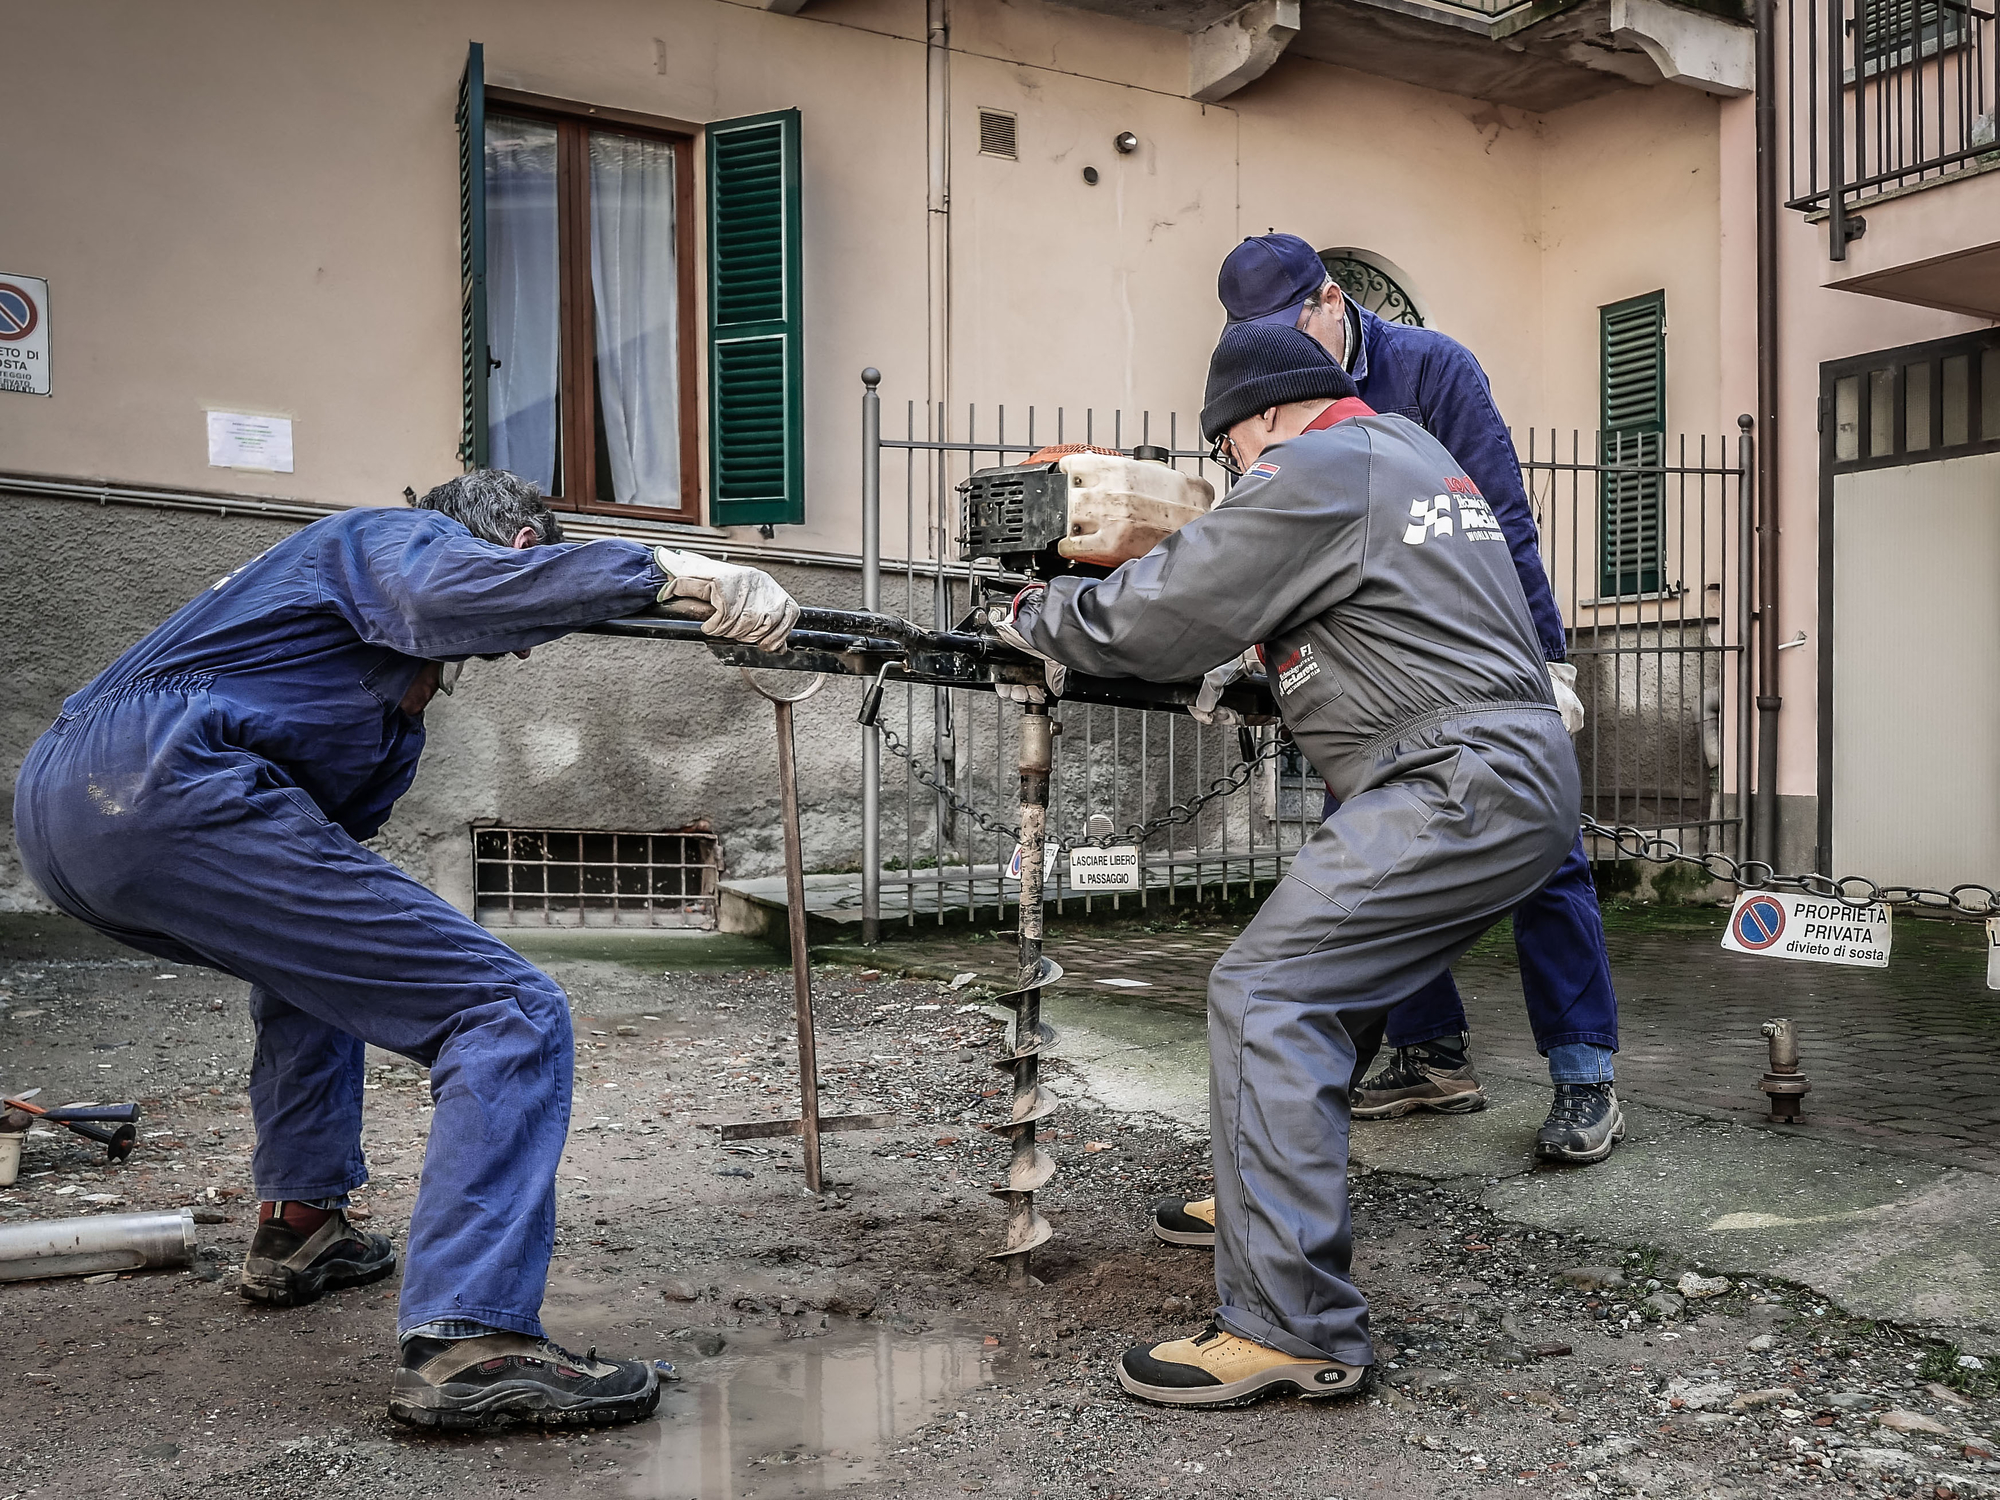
xmin=1218 ymin=233 xmax=1329 ymax=330
xmin=1201 ymin=322 xmax=1359 ymax=441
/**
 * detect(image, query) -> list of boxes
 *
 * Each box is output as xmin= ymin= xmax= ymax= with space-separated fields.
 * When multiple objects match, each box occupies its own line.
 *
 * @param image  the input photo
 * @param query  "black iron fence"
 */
xmin=1787 ymin=0 xmax=1999 ymax=257
xmin=856 ymin=387 xmax=1755 ymax=926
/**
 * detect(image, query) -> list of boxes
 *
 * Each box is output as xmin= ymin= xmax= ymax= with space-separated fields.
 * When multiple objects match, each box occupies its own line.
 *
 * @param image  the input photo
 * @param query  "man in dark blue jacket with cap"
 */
xmin=1199 ymin=233 xmax=1622 ymax=1167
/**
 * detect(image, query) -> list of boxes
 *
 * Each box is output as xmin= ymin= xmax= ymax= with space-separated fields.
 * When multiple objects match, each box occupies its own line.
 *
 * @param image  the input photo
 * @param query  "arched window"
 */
xmin=1319 ymin=250 xmax=1424 ymax=328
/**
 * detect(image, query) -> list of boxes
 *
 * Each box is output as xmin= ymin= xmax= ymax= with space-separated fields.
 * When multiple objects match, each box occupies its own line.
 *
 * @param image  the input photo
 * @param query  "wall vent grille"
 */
xmin=978 ymin=109 xmax=1018 ymax=160
xmin=474 ymin=828 xmax=719 ymax=929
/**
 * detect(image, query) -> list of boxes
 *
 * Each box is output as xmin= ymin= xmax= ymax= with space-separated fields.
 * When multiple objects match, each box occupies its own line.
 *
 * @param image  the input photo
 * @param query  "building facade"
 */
xmin=2 ymin=0 xmax=1986 ymax=920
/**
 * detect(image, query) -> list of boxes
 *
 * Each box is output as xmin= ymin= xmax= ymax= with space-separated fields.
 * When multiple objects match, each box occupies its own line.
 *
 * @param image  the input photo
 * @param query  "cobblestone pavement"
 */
xmin=838 ymin=899 xmax=2000 ymax=1173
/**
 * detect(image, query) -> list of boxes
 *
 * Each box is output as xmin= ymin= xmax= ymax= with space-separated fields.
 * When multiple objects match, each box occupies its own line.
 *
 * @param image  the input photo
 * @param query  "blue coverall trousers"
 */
xmin=14 ymin=692 xmax=572 ymax=1340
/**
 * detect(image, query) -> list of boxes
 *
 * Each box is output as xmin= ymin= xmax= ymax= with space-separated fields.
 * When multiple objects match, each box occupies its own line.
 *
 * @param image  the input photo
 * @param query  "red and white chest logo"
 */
xmin=1273 ymin=643 xmax=1321 ymax=695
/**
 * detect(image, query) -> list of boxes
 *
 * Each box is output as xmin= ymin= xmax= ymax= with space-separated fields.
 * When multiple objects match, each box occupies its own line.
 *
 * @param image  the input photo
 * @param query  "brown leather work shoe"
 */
xmin=238 ymin=1205 xmax=394 ymax=1306
xmin=1350 ymin=1044 xmax=1487 ymax=1119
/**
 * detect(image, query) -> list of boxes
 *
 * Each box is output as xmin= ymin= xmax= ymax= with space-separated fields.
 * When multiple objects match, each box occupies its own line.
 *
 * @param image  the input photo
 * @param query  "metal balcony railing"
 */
xmin=1787 ymin=0 xmax=2000 ymax=257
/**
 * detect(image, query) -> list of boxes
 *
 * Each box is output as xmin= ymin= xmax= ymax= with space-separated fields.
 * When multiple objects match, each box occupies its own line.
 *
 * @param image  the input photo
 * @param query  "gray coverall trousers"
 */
xmin=1208 ymin=706 xmax=1578 ymax=1366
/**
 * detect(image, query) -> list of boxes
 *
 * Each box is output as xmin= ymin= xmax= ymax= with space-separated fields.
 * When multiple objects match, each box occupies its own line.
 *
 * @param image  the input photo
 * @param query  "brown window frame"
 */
xmin=485 ymin=87 xmax=702 ymax=524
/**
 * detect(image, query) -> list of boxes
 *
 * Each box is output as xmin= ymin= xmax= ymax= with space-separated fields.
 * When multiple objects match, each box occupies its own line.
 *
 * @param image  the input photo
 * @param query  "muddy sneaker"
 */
xmin=1151 ymin=1195 xmax=1216 ymax=1249
xmin=389 ymin=1333 xmax=663 ymax=1430
xmin=239 ymin=1204 xmax=395 ymax=1306
xmin=1534 ymin=1082 xmax=1625 ymax=1164
xmin=1117 ymin=1323 xmax=1369 ymax=1408
xmin=1350 ymin=1038 xmax=1487 ymax=1120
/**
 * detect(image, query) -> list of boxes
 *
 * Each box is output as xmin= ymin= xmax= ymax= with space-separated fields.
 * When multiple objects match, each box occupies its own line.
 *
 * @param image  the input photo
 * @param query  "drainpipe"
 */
xmin=926 ymin=0 xmax=951 ymax=420
xmin=1754 ymin=0 xmax=1783 ymax=866
xmin=926 ymin=0 xmax=955 ymax=847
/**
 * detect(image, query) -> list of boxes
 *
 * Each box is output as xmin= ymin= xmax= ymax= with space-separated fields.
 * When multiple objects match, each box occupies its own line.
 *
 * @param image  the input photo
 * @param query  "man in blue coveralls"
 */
xmin=13 ymin=471 xmax=799 ymax=1430
xmin=1151 ymin=236 xmax=1619 ymax=1270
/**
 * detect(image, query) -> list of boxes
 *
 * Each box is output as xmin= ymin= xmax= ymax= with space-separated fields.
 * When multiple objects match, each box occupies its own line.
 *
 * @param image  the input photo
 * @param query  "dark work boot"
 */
xmin=390 ymin=1332 xmax=664 ymax=1430
xmin=1534 ymin=1082 xmax=1625 ymax=1164
xmin=1350 ymin=1035 xmax=1487 ymax=1120
xmin=239 ymin=1201 xmax=395 ymax=1306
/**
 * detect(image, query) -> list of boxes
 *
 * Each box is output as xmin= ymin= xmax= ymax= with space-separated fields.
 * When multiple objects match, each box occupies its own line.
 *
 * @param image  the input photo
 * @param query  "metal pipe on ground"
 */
xmin=0 ymin=1209 xmax=196 ymax=1283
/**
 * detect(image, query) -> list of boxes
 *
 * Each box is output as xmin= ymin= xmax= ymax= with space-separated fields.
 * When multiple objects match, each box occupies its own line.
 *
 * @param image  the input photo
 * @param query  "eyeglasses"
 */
xmin=1206 ymin=433 xmax=1244 ymax=478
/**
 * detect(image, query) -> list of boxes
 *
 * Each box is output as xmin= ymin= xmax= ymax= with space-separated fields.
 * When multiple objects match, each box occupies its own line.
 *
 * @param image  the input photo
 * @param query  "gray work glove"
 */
xmin=1189 ymin=648 xmax=1264 ymax=726
xmin=653 ymin=548 xmax=800 ymax=653
xmin=993 ymin=586 xmax=1067 ymax=704
xmin=1548 ymin=661 xmax=1585 ymax=735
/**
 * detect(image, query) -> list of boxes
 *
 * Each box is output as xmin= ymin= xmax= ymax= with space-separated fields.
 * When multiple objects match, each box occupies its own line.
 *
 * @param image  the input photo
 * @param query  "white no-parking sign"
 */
xmin=1720 ymin=890 xmax=1892 ymax=968
xmin=0 ymin=275 xmax=49 ymax=396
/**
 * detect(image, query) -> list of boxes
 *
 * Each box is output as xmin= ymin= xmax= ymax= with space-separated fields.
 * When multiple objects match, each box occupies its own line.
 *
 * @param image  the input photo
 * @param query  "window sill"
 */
xmin=1573 ymin=584 xmax=1689 ymax=608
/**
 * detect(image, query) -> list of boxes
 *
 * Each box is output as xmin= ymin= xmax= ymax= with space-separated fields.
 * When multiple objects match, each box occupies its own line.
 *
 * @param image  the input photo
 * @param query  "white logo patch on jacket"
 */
xmin=1403 ymin=496 xmax=1454 ymax=545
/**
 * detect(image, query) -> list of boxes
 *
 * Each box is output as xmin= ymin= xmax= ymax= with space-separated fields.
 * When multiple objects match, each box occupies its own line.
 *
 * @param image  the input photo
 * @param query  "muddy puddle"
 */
xmin=507 ymin=1321 xmax=1000 ymax=1498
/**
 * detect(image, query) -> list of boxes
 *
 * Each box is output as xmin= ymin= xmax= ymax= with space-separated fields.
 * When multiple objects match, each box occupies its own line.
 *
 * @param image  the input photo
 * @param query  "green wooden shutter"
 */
xmin=1599 ymin=291 xmax=1666 ymax=598
xmin=707 ymin=109 xmax=803 ymax=527
xmin=456 ymin=41 xmax=489 ymax=469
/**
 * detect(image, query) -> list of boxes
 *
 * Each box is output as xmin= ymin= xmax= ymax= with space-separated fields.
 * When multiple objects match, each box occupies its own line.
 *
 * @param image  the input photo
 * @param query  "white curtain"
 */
xmin=484 ymin=117 xmax=559 ymax=491
xmin=589 ymin=132 xmax=682 ymax=509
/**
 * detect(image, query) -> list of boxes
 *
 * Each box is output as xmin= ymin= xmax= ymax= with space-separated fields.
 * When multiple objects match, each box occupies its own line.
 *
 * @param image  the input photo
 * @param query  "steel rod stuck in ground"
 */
xmin=718 ymin=671 xmax=900 ymax=1187
xmin=989 ymin=703 xmax=1060 ymax=1286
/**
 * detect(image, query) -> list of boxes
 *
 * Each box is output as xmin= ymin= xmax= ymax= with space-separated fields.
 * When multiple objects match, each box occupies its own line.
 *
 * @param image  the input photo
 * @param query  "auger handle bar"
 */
xmin=584 ymin=601 xmax=1281 ymax=722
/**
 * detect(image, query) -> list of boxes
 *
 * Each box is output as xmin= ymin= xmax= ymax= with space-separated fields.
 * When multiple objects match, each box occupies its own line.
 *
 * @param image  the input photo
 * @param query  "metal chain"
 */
xmin=875 ymin=718 xmax=1285 ymax=854
xmin=1579 ymin=813 xmax=2000 ymax=920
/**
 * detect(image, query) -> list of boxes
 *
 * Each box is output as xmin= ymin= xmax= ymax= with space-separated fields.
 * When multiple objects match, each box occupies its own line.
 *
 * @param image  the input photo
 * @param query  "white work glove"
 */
xmin=652 ymin=548 xmax=800 ymax=653
xmin=992 ymin=586 xmax=1067 ymax=704
xmin=1548 ymin=660 xmax=1585 ymax=735
xmin=1189 ymin=652 xmax=1249 ymax=726
xmin=995 ymin=661 xmax=1066 ymax=705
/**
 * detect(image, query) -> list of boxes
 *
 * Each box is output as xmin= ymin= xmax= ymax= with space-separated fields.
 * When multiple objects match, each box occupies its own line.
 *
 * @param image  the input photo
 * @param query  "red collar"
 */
xmin=1303 ymin=397 xmax=1376 ymax=432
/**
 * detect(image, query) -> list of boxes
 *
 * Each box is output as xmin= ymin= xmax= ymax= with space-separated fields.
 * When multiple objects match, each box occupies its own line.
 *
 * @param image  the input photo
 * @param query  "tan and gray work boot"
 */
xmin=239 ymin=1202 xmax=395 ymax=1306
xmin=1350 ymin=1036 xmax=1487 ymax=1119
xmin=1117 ymin=1323 xmax=1369 ymax=1408
xmin=390 ymin=1333 xmax=664 ymax=1430
xmin=1151 ymin=1195 xmax=1216 ymax=1248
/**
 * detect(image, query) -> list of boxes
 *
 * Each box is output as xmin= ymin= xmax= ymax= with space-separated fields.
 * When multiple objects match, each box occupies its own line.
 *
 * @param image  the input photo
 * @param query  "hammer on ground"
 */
xmin=4 ymin=1091 xmax=140 ymax=1162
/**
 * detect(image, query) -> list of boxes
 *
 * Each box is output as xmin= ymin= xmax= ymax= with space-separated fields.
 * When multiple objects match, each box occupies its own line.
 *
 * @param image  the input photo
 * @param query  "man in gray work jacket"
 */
xmin=998 ymin=323 xmax=1578 ymax=1407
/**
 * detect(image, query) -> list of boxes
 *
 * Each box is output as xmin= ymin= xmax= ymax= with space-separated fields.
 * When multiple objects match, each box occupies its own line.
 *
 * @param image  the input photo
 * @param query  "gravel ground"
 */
xmin=2 ymin=934 xmax=1997 ymax=1500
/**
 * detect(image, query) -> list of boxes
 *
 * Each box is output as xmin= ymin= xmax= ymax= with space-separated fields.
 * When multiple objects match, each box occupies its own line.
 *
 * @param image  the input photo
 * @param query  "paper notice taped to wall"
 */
xmin=207 ymin=411 xmax=294 ymax=473
xmin=1987 ymin=917 xmax=1999 ymax=991
xmin=1720 ymin=890 xmax=1891 ymax=968
xmin=1068 ymin=845 xmax=1142 ymax=891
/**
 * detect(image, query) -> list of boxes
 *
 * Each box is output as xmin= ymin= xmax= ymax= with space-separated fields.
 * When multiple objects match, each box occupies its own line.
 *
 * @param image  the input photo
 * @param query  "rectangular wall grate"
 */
xmin=473 ymin=828 xmax=719 ymax=929
xmin=978 ymin=109 xmax=1017 ymax=160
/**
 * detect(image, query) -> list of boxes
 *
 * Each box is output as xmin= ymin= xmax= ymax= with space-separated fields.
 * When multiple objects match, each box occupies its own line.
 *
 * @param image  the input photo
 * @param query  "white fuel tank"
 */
xmin=1052 ymin=451 xmax=1215 ymax=568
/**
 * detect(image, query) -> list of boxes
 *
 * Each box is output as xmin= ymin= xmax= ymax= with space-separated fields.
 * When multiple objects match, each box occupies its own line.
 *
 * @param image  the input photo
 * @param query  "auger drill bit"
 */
xmin=988 ymin=702 xmax=1060 ymax=1287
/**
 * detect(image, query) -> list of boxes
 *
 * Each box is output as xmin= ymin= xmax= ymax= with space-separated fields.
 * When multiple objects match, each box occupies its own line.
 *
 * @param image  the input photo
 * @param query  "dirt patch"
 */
xmin=2 ymin=941 xmax=1996 ymax=1498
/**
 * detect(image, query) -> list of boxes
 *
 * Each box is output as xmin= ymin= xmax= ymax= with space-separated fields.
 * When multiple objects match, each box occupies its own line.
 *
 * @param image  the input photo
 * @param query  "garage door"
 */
xmin=1832 ymin=451 xmax=2000 ymax=888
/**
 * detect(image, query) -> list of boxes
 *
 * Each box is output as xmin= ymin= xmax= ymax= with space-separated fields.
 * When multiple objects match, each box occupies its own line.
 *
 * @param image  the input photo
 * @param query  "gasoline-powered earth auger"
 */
xmin=589 ymin=443 xmax=1258 ymax=1284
